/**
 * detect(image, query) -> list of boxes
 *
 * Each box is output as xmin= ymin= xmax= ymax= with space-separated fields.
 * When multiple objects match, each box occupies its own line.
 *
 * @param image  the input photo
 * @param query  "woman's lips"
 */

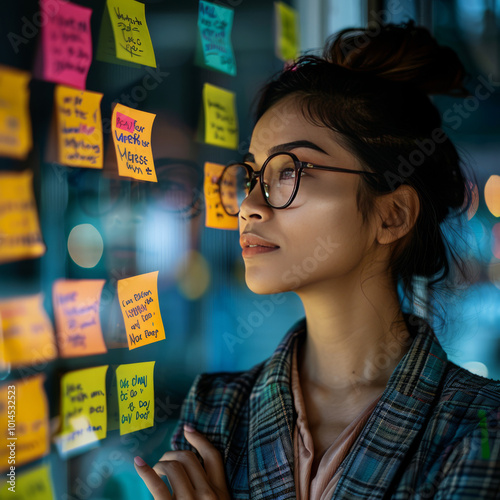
xmin=240 ymin=232 xmax=280 ymax=258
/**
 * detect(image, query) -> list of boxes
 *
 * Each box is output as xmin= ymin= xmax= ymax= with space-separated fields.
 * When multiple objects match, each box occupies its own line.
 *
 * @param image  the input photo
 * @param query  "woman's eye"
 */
xmin=279 ymin=168 xmax=296 ymax=180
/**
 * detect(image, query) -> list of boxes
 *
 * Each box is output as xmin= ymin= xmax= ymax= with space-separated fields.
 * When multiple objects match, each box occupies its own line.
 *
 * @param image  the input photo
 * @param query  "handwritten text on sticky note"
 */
xmin=55 ymin=85 xmax=103 ymax=168
xmin=204 ymin=162 xmax=238 ymax=230
xmin=0 ymin=66 xmax=32 ymax=160
xmin=203 ymin=83 xmax=238 ymax=149
xmin=197 ymin=0 xmax=236 ymax=76
xmin=0 ymin=375 xmax=49 ymax=471
xmin=60 ymin=365 xmax=108 ymax=452
xmin=116 ymin=361 xmax=155 ymax=435
xmin=117 ymin=271 xmax=165 ymax=349
xmin=41 ymin=0 xmax=93 ymax=89
xmin=107 ymin=0 xmax=156 ymax=67
xmin=53 ymin=279 xmax=107 ymax=358
xmin=112 ymin=103 xmax=156 ymax=182
xmin=0 ymin=294 xmax=57 ymax=369
xmin=0 ymin=170 xmax=45 ymax=264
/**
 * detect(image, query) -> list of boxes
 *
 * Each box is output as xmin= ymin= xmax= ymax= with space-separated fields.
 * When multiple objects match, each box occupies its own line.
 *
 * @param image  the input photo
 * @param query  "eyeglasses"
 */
xmin=218 ymin=151 xmax=391 ymax=216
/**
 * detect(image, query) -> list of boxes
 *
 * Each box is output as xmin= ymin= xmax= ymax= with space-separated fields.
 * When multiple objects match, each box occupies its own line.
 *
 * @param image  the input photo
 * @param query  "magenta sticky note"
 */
xmin=41 ymin=0 xmax=93 ymax=89
xmin=115 ymin=112 xmax=136 ymax=133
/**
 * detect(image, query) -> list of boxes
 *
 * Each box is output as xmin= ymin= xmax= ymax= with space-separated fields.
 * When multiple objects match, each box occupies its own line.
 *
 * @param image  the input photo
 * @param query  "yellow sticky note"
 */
xmin=107 ymin=0 xmax=156 ymax=67
xmin=59 ymin=365 xmax=108 ymax=453
xmin=0 ymin=170 xmax=46 ymax=264
xmin=0 ymin=65 xmax=32 ymax=160
xmin=0 ymin=294 xmax=57 ymax=369
xmin=275 ymin=2 xmax=300 ymax=61
xmin=117 ymin=271 xmax=166 ymax=350
xmin=0 ymin=375 xmax=50 ymax=472
xmin=53 ymin=279 xmax=107 ymax=358
xmin=0 ymin=462 xmax=55 ymax=499
xmin=116 ymin=361 xmax=155 ymax=435
xmin=204 ymin=162 xmax=238 ymax=230
xmin=54 ymin=86 xmax=103 ymax=169
xmin=203 ymin=83 xmax=238 ymax=149
xmin=111 ymin=103 xmax=156 ymax=182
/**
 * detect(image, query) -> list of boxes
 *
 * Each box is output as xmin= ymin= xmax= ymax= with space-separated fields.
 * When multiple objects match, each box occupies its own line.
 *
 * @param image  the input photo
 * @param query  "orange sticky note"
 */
xmin=53 ymin=279 xmax=107 ymax=358
xmin=40 ymin=0 xmax=93 ymax=89
xmin=204 ymin=162 xmax=238 ymax=230
xmin=0 ymin=462 xmax=55 ymax=499
xmin=0 ymin=294 xmax=57 ymax=369
xmin=59 ymin=365 xmax=108 ymax=453
xmin=0 ymin=375 xmax=50 ymax=472
xmin=202 ymin=83 xmax=238 ymax=149
xmin=111 ymin=103 xmax=156 ymax=182
xmin=54 ymin=85 xmax=103 ymax=168
xmin=117 ymin=271 xmax=165 ymax=349
xmin=0 ymin=170 xmax=45 ymax=264
xmin=116 ymin=361 xmax=155 ymax=435
xmin=0 ymin=66 xmax=32 ymax=160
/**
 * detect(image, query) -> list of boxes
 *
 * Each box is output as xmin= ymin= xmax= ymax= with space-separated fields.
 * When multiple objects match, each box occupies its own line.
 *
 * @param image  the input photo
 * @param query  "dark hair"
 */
xmin=254 ymin=21 xmax=477 ymax=337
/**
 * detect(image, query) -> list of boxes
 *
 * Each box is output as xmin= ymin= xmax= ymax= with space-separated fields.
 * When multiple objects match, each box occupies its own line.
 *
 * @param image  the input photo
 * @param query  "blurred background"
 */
xmin=0 ymin=0 xmax=499 ymax=498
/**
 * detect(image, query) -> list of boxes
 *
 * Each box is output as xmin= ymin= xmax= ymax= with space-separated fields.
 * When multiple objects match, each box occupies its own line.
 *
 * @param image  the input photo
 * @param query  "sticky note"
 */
xmin=0 ymin=462 xmax=55 ymax=499
xmin=117 ymin=271 xmax=165 ymax=349
xmin=59 ymin=365 xmax=108 ymax=453
xmin=111 ymin=103 xmax=156 ymax=182
xmin=0 ymin=375 xmax=50 ymax=471
xmin=54 ymin=85 xmax=103 ymax=168
xmin=275 ymin=2 xmax=300 ymax=61
xmin=40 ymin=0 xmax=92 ymax=89
xmin=0 ymin=66 xmax=32 ymax=160
xmin=116 ymin=361 xmax=155 ymax=435
xmin=97 ymin=0 xmax=156 ymax=68
xmin=202 ymin=83 xmax=238 ymax=149
xmin=204 ymin=162 xmax=238 ymax=230
xmin=197 ymin=0 xmax=236 ymax=76
xmin=0 ymin=294 xmax=57 ymax=369
xmin=0 ymin=170 xmax=46 ymax=264
xmin=53 ymin=279 xmax=107 ymax=358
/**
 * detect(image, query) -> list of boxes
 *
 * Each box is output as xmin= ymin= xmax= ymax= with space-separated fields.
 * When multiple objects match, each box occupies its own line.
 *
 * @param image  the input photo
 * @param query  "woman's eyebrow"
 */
xmin=268 ymin=140 xmax=328 ymax=155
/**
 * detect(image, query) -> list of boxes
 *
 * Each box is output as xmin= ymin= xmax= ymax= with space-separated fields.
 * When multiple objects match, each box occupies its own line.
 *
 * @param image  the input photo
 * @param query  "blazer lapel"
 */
xmin=247 ymin=320 xmax=305 ymax=500
xmin=330 ymin=314 xmax=449 ymax=499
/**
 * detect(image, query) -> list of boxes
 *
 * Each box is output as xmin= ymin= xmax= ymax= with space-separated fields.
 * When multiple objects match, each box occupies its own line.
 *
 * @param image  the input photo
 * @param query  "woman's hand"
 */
xmin=134 ymin=424 xmax=231 ymax=499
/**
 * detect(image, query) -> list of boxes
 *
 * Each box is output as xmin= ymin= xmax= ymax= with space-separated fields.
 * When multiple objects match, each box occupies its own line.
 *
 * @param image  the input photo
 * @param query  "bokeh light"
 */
xmin=492 ymin=223 xmax=500 ymax=259
xmin=487 ymin=258 xmax=500 ymax=290
xmin=484 ymin=175 xmax=500 ymax=217
xmin=176 ymin=250 xmax=210 ymax=300
xmin=67 ymin=224 xmax=104 ymax=268
xmin=462 ymin=361 xmax=489 ymax=378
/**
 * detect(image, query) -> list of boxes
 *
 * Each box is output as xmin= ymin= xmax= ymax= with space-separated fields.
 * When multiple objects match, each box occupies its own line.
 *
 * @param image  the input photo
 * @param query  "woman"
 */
xmin=134 ymin=22 xmax=500 ymax=499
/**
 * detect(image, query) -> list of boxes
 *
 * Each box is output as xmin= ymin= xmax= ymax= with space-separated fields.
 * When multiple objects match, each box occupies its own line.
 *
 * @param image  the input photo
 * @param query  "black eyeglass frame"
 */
xmin=219 ymin=151 xmax=391 ymax=216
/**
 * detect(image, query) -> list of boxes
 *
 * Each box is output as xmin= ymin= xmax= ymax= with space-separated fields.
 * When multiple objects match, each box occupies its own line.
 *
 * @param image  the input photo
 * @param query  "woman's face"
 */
xmin=239 ymin=95 xmax=381 ymax=295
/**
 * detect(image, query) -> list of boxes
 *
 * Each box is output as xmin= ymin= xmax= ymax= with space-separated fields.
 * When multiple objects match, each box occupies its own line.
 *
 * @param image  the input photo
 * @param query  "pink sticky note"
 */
xmin=41 ymin=0 xmax=93 ymax=89
xmin=115 ymin=112 xmax=136 ymax=133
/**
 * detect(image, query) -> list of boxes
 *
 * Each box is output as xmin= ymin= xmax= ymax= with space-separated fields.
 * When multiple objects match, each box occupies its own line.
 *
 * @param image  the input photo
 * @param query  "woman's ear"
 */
xmin=376 ymin=185 xmax=420 ymax=245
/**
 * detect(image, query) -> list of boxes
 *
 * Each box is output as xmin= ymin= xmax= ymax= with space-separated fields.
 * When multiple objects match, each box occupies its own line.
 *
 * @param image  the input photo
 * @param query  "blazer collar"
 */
xmin=247 ymin=313 xmax=449 ymax=500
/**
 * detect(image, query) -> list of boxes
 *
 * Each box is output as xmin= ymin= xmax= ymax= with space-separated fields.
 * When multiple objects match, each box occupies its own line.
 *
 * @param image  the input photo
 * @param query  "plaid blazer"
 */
xmin=170 ymin=313 xmax=500 ymax=499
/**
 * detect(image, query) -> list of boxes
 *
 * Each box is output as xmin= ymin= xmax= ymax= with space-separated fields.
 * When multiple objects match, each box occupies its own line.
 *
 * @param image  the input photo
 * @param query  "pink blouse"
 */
xmin=291 ymin=338 xmax=384 ymax=500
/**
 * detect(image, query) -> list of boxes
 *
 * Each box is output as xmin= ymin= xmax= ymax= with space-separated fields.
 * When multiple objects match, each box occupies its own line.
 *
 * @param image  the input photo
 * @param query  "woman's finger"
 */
xmin=183 ymin=425 xmax=230 ymax=496
xmin=134 ymin=456 xmax=172 ymax=500
xmin=152 ymin=459 xmax=195 ymax=498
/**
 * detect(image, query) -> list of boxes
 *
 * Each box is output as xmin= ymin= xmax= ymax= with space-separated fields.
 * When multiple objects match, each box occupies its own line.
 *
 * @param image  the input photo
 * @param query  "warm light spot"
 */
xmin=462 ymin=361 xmax=489 ymax=378
xmin=492 ymin=223 xmax=500 ymax=259
xmin=484 ymin=175 xmax=500 ymax=217
xmin=487 ymin=258 xmax=500 ymax=290
xmin=176 ymin=251 xmax=210 ymax=300
xmin=67 ymin=224 xmax=103 ymax=268
xmin=466 ymin=181 xmax=479 ymax=220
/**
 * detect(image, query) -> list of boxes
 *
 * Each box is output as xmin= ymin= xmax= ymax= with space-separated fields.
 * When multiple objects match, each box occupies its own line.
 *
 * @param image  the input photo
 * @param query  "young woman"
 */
xmin=134 ymin=22 xmax=500 ymax=499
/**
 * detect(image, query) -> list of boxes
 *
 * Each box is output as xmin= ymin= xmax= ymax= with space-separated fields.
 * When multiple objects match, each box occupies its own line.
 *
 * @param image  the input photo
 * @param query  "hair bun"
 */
xmin=324 ymin=21 xmax=469 ymax=96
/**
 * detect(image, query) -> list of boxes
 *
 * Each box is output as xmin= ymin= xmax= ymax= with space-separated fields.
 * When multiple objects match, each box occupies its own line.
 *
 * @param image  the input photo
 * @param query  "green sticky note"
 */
xmin=196 ymin=0 xmax=236 ymax=76
xmin=97 ymin=0 xmax=157 ymax=68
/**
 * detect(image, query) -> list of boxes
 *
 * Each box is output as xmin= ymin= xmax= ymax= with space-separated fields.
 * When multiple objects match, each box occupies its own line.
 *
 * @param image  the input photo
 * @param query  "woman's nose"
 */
xmin=239 ymin=176 xmax=272 ymax=221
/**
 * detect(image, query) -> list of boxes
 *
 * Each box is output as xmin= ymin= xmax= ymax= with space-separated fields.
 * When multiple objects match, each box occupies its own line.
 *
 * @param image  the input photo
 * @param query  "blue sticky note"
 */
xmin=197 ymin=0 xmax=236 ymax=76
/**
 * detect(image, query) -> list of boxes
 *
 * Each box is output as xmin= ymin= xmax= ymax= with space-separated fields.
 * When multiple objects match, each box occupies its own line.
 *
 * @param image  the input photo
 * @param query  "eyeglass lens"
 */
xmin=220 ymin=153 xmax=297 ymax=215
